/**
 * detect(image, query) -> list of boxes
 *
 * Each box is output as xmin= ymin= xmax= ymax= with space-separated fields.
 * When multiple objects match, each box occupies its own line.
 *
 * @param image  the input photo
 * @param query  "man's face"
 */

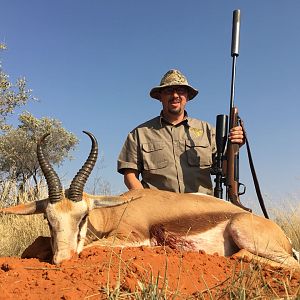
xmin=160 ymin=86 xmax=188 ymax=118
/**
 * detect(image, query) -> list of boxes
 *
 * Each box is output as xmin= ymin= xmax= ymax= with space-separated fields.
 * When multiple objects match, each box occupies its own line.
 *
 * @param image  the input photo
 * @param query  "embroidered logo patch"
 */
xmin=190 ymin=128 xmax=203 ymax=137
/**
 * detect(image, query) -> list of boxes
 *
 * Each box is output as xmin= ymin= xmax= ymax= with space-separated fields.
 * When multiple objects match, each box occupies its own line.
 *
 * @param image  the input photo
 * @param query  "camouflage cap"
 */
xmin=150 ymin=69 xmax=198 ymax=101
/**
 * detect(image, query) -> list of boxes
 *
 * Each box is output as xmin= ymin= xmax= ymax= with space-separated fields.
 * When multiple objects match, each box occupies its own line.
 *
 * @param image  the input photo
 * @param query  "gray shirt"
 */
xmin=118 ymin=113 xmax=216 ymax=194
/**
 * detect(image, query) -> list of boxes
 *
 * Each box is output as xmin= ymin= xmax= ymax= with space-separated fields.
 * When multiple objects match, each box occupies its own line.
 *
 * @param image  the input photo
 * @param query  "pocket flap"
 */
xmin=142 ymin=142 xmax=164 ymax=153
xmin=185 ymin=140 xmax=209 ymax=148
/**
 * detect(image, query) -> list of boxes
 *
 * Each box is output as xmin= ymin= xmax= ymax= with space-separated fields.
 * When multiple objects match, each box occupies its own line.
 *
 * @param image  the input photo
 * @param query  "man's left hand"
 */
xmin=229 ymin=126 xmax=245 ymax=146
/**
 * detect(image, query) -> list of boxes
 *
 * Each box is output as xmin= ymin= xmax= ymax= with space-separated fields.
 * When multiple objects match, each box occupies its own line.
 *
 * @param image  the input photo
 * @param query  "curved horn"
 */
xmin=68 ymin=131 xmax=98 ymax=202
xmin=37 ymin=133 xmax=63 ymax=203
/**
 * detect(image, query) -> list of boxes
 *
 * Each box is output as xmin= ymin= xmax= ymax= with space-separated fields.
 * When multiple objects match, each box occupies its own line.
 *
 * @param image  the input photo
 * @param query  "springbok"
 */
xmin=0 ymin=131 xmax=299 ymax=270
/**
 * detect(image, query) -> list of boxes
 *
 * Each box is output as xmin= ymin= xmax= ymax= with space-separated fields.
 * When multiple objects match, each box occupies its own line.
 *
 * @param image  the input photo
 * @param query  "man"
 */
xmin=118 ymin=69 xmax=244 ymax=195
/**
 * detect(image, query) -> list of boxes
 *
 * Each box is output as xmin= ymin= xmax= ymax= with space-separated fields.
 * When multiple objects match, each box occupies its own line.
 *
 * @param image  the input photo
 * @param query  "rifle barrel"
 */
xmin=229 ymin=56 xmax=237 ymax=116
xmin=229 ymin=10 xmax=240 ymax=123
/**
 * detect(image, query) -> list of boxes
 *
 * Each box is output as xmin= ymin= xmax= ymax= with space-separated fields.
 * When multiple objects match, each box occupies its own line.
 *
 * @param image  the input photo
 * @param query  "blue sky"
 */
xmin=1 ymin=1 xmax=300 ymax=210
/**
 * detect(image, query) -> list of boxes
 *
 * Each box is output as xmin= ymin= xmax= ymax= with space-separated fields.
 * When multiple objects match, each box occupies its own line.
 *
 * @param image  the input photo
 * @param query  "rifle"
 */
xmin=212 ymin=10 xmax=270 ymax=218
xmin=213 ymin=10 xmax=251 ymax=212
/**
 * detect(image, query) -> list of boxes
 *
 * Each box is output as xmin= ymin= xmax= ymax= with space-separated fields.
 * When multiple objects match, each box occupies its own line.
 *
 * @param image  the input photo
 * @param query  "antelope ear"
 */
xmin=0 ymin=199 xmax=48 ymax=215
xmin=91 ymin=196 xmax=133 ymax=209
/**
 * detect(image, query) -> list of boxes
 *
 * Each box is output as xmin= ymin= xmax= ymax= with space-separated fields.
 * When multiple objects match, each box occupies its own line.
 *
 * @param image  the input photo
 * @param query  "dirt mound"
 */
xmin=0 ymin=246 xmax=299 ymax=299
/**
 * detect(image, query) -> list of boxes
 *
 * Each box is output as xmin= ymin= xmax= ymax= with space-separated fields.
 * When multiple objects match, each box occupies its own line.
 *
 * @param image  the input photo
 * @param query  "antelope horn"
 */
xmin=37 ymin=133 xmax=63 ymax=203
xmin=68 ymin=131 xmax=98 ymax=202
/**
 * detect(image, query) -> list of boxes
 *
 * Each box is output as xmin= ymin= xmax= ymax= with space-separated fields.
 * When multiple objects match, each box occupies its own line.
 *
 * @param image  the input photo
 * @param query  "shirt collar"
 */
xmin=159 ymin=111 xmax=190 ymax=127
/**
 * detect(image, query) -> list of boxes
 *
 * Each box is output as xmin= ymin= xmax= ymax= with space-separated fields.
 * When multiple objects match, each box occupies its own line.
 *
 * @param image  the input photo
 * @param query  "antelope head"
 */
xmin=1 ymin=131 xmax=99 ymax=264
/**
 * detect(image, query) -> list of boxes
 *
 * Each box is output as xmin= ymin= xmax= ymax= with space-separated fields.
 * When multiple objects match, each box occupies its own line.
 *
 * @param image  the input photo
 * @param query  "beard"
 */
xmin=167 ymin=99 xmax=184 ymax=115
xmin=168 ymin=106 xmax=182 ymax=115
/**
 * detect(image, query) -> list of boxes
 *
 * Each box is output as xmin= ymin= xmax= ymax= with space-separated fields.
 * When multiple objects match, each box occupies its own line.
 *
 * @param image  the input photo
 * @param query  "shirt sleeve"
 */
xmin=117 ymin=129 xmax=142 ymax=174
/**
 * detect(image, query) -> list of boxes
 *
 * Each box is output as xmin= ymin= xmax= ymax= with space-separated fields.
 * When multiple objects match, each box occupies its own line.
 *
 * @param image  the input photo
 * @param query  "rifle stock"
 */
xmin=226 ymin=107 xmax=251 ymax=212
xmin=226 ymin=107 xmax=239 ymax=201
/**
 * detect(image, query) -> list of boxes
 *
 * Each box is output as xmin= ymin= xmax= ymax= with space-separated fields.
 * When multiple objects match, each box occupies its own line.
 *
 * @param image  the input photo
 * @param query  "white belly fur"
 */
xmin=185 ymin=220 xmax=238 ymax=256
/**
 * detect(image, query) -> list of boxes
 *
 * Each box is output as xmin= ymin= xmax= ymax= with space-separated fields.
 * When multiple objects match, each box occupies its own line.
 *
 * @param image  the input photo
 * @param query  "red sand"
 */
xmin=0 ymin=243 xmax=299 ymax=299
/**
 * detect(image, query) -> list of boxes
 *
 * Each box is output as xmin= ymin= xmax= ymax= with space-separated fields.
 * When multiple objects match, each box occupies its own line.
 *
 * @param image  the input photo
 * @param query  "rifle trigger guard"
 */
xmin=238 ymin=183 xmax=246 ymax=196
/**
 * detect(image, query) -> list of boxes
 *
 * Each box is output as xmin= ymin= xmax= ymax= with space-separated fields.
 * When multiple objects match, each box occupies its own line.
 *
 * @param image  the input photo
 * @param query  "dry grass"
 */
xmin=0 ymin=213 xmax=50 ymax=257
xmin=271 ymin=200 xmax=300 ymax=253
xmin=0 ymin=179 xmax=50 ymax=257
xmin=196 ymin=262 xmax=300 ymax=300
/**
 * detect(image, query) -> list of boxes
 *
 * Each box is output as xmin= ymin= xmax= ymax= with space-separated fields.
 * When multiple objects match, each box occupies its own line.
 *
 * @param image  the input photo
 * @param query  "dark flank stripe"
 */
xmin=149 ymin=212 xmax=237 ymax=249
xmin=150 ymin=212 xmax=237 ymax=236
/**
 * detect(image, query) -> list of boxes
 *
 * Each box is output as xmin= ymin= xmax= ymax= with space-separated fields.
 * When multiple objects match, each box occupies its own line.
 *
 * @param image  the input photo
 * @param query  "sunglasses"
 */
xmin=162 ymin=86 xmax=188 ymax=95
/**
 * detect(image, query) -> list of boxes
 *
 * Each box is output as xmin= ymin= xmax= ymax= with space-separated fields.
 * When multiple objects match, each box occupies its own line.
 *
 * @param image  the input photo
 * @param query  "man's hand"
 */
xmin=228 ymin=125 xmax=245 ymax=145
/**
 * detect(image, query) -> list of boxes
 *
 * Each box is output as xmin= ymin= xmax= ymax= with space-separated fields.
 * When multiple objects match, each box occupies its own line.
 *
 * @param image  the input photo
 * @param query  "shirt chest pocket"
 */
xmin=185 ymin=140 xmax=212 ymax=167
xmin=142 ymin=142 xmax=168 ymax=170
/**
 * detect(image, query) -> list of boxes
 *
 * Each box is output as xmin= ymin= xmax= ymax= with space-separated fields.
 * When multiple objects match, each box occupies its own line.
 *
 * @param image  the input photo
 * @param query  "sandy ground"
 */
xmin=0 ymin=240 xmax=299 ymax=299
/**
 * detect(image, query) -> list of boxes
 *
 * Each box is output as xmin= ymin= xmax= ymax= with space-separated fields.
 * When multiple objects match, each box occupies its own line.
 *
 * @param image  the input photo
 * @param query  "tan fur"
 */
xmin=55 ymin=198 xmax=74 ymax=212
xmin=1 ymin=189 xmax=299 ymax=270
